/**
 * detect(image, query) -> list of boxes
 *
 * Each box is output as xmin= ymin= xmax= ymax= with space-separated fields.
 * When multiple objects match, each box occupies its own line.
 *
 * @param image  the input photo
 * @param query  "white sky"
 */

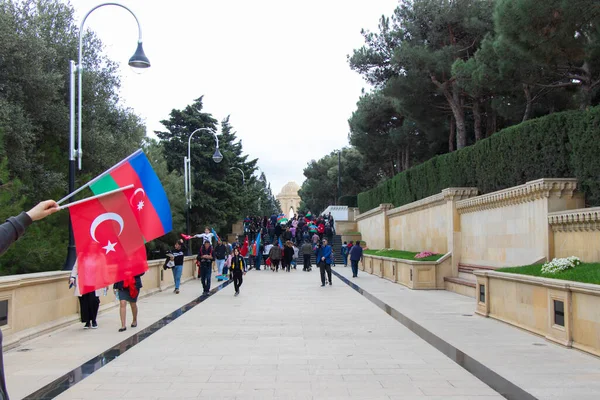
xmin=68 ymin=0 xmax=398 ymax=195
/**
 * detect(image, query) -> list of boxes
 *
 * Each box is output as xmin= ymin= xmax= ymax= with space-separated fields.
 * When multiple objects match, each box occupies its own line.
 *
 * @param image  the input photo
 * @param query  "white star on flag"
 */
xmin=137 ymin=200 xmax=144 ymax=211
xmin=102 ymin=240 xmax=117 ymax=254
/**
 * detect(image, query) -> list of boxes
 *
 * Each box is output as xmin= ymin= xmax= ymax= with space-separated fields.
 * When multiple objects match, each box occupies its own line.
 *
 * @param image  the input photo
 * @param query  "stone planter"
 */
xmin=474 ymin=270 xmax=600 ymax=357
xmin=361 ymin=253 xmax=452 ymax=290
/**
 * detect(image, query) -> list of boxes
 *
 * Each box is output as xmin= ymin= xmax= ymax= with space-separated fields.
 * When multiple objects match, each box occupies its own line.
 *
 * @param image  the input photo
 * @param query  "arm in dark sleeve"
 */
xmin=0 ymin=212 xmax=32 ymax=256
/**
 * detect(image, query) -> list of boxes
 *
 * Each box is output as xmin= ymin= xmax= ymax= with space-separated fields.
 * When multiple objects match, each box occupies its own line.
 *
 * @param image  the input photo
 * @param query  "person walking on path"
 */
xmin=69 ymin=263 xmax=105 ymax=329
xmin=349 ymin=241 xmax=364 ymax=278
xmin=214 ymin=238 xmax=227 ymax=276
xmin=269 ymin=242 xmax=282 ymax=272
xmin=167 ymin=239 xmax=186 ymax=294
xmin=317 ymin=238 xmax=333 ymax=286
xmin=197 ymin=241 xmax=214 ymax=294
xmin=114 ymin=273 xmax=144 ymax=332
xmin=341 ymin=241 xmax=349 ymax=267
xmin=230 ymin=247 xmax=246 ymax=296
xmin=301 ymin=240 xmax=312 ymax=271
xmin=283 ymin=241 xmax=294 ymax=272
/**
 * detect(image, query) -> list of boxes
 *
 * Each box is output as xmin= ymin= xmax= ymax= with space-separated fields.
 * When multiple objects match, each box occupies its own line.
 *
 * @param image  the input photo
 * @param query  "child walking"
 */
xmin=230 ymin=247 xmax=246 ymax=296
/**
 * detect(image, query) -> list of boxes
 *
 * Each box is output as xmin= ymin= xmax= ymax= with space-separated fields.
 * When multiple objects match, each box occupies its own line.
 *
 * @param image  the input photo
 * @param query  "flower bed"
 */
xmin=496 ymin=261 xmax=600 ymax=285
xmin=363 ymin=249 xmax=443 ymax=262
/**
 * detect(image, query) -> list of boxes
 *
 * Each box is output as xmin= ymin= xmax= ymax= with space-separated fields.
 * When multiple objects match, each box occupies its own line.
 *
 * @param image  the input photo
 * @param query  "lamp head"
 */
xmin=212 ymin=148 xmax=223 ymax=163
xmin=129 ymin=42 xmax=151 ymax=69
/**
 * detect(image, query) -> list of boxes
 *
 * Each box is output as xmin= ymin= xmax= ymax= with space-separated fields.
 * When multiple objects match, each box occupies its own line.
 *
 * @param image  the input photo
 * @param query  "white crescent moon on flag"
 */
xmin=129 ymin=188 xmax=146 ymax=207
xmin=90 ymin=213 xmax=124 ymax=243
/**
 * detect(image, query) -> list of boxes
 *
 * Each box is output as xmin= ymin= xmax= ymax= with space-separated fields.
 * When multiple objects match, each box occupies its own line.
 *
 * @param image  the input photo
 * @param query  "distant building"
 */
xmin=276 ymin=181 xmax=301 ymax=218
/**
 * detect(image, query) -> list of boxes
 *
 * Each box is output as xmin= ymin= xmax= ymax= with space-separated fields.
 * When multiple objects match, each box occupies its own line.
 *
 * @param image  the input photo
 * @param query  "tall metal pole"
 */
xmin=186 ymin=128 xmax=220 ymax=254
xmin=62 ymin=61 xmax=77 ymax=270
xmin=337 ymin=150 xmax=341 ymax=205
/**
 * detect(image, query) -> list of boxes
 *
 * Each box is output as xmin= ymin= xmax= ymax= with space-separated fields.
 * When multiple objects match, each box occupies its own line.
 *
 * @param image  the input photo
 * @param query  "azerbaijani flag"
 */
xmin=89 ymin=150 xmax=172 ymax=241
xmin=278 ymin=237 xmax=283 ymax=248
xmin=254 ymin=232 xmax=261 ymax=256
xmin=211 ymin=228 xmax=220 ymax=242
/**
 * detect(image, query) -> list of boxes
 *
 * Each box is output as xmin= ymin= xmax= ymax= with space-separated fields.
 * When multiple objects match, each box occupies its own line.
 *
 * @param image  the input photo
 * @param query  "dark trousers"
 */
xmin=351 ymin=260 xmax=359 ymax=277
xmin=233 ymin=271 xmax=243 ymax=293
xmin=79 ymin=292 xmax=100 ymax=323
xmin=255 ymin=255 xmax=261 ymax=270
xmin=303 ymin=254 xmax=311 ymax=270
xmin=283 ymin=259 xmax=291 ymax=272
xmin=320 ymin=263 xmax=332 ymax=285
xmin=272 ymin=259 xmax=280 ymax=271
xmin=200 ymin=264 xmax=212 ymax=293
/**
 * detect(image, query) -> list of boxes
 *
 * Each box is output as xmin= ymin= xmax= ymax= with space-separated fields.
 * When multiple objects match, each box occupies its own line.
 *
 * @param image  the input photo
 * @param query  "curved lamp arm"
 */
xmin=77 ymin=2 xmax=146 ymax=170
xmin=230 ymin=167 xmax=245 ymax=184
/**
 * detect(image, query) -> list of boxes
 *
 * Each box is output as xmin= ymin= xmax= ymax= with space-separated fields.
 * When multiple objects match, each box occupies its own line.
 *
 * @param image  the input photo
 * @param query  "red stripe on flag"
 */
xmin=110 ymin=162 xmax=165 ymax=241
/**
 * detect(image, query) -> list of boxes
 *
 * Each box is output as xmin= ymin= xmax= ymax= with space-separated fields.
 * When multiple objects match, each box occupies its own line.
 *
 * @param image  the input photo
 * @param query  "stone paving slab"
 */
xmin=4 ymin=276 xmax=212 ymax=399
xmin=51 ymin=268 xmax=501 ymax=400
xmin=335 ymin=266 xmax=600 ymax=400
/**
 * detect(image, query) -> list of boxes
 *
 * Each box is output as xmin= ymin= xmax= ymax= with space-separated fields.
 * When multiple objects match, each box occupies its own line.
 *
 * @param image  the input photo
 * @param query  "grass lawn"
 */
xmin=342 ymin=231 xmax=361 ymax=236
xmin=497 ymin=263 xmax=600 ymax=285
xmin=363 ymin=249 xmax=443 ymax=262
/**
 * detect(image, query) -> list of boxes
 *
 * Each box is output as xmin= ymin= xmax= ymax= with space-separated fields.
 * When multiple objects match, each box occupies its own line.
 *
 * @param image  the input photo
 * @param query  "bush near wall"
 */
xmin=358 ymin=107 xmax=600 ymax=212
xmin=338 ymin=195 xmax=358 ymax=207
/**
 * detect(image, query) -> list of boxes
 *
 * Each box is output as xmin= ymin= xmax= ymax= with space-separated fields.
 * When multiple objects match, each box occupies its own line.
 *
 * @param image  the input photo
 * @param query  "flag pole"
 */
xmin=57 ymin=149 xmax=143 ymax=205
xmin=58 ymin=184 xmax=134 ymax=210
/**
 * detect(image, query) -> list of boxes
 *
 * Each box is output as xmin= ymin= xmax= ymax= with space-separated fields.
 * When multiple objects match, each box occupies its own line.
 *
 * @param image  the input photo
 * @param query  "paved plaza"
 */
xmin=5 ymin=265 xmax=600 ymax=399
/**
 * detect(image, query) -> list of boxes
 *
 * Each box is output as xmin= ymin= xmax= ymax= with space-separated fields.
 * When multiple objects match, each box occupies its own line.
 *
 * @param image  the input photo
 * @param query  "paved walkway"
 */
xmin=333 ymin=266 xmax=600 ymax=400
xmin=6 ymin=264 xmax=600 ymax=399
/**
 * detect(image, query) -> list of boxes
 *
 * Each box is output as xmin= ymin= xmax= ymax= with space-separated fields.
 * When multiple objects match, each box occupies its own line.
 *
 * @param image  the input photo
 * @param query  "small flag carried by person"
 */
xmin=90 ymin=150 xmax=172 ymax=242
xmin=69 ymin=187 xmax=148 ymax=295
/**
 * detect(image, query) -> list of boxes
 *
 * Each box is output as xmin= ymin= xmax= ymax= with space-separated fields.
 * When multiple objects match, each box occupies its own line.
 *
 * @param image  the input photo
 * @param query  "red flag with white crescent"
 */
xmin=69 ymin=187 xmax=148 ymax=294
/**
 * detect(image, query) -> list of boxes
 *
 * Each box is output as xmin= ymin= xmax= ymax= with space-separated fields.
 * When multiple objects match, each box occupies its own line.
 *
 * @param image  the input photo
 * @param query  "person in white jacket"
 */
xmin=69 ymin=263 xmax=106 ymax=329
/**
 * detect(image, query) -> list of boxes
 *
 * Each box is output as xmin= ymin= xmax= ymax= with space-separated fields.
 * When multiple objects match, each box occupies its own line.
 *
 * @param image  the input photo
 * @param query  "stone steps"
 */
xmin=445 ymin=263 xmax=496 ymax=298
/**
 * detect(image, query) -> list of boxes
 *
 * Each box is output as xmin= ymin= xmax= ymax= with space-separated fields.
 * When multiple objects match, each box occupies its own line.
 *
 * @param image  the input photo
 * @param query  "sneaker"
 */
xmin=329 ymin=282 xmax=332 ymax=286
xmin=175 ymin=289 xmax=180 ymax=294
xmin=83 ymin=322 xmax=91 ymax=329
xmin=234 ymin=292 xmax=239 ymax=297
xmin=91 ymin=321 xmax=98 ymax=329
xmin=321 ymin=284 xmax=325 ymax=287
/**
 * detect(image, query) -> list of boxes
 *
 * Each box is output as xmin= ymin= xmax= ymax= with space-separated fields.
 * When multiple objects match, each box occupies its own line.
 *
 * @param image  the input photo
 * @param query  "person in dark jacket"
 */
xmin=229 ymin=247 xmax=246 ymax=296
xmin=274 ymin=223 xmax=283 ymax=241
xmin=0 ymin=199 xmax=59 ymax=400
xmin=349 ymin=241 xmax=364 ymax=278
xmin=317 ymin=238 xmax=333 ymax=286
xmin=214 ymin=239 xmax=227 ymax=276
xmin=0 ymin=200 xmax=59 ymax=256
xmin=269 ymin=243 xmax=282 ymax=272
xmin=301 ymin=241 xmax=313 ymax=271
xmin=283 ymin=241 xmax=294 ymax=272
xmin=113 ymin=273 xmax=144 ymax=332
xmin=197 ymin=241 xmax=214 ymax=294
xmin=167 ymin=239 xmax=186 ymax=294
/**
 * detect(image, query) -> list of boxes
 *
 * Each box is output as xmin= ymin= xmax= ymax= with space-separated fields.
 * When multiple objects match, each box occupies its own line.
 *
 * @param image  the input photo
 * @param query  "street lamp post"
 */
xmin=63 ymin=3 xmax=150 ymax=270
xmin=184 ymin=128 xmax=223 ymax=255
xmin=337 ymin=150 xmax=341 ymax=205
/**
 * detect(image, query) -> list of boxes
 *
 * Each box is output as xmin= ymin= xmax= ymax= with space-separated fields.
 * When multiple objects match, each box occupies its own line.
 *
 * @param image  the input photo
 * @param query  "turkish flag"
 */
xmin=240 ymin=235 xmax=249 ymax=257
xmin=70 ymin=188 xmax=148 ymax=295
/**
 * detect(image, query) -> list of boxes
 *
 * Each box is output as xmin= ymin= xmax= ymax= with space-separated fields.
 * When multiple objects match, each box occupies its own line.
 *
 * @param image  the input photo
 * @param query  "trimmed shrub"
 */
xmin=338 ymin=195 xmax=358 ymax=207
xmin=358 ymin=107 xmax=600 ymax=212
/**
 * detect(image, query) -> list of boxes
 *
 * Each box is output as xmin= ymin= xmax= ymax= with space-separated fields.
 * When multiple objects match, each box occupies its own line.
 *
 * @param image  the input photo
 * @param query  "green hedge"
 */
xmin=358 ymin=107 xmax=600 ymax=212
xmin=338 ymin=195 xmax=358 ymax=207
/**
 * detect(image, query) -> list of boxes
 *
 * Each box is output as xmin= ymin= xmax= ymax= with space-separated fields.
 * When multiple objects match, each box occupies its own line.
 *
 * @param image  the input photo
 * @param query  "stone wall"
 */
xmin=386 ymin=188 xmax=477 ymax=254
xmin=549 ymin=207 xmax=600 ymax=262
xmin=456 ymin=179 xmax=584 ymax=268
xmin=0 ymin=256 xmax=197 ymax=349
xmin=475 ymin=270 xmax=600 ymax=357
xmin=355 ymin=204 xmax=393 ymax=249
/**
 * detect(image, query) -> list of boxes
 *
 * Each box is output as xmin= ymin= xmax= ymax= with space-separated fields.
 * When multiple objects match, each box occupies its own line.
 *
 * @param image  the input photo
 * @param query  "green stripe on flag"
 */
xmin=90 ymin=174 xmax=119 ymax=195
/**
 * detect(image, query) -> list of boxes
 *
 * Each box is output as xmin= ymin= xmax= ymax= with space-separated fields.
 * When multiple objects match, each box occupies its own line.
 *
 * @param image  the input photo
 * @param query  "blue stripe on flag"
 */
xmin=129 ymin=152 xmax=173 ymax=233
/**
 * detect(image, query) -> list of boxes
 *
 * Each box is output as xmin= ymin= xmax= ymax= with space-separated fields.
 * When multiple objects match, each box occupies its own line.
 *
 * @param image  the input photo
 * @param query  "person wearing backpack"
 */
xmin=229 ymin=247 xmax=246 ymax=296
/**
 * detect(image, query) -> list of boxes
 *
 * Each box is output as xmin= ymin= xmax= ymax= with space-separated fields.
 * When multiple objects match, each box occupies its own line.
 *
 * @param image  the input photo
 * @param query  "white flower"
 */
xmin=541 ymin=256 xmax=581 ymax=274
